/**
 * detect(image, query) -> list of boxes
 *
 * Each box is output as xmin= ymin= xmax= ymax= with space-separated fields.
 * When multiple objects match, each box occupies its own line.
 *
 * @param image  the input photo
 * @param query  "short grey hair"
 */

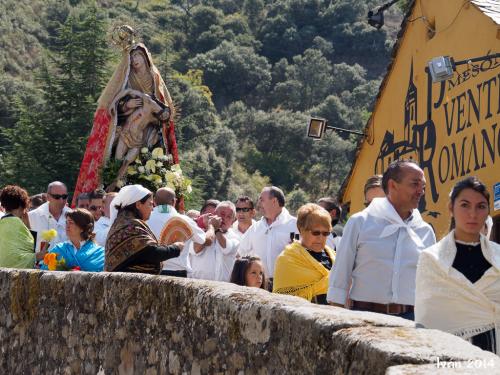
xmin=216 ymin=201 xmax=236 ymax=216
xmin=47 ymin=181 xmax=67 ymax=194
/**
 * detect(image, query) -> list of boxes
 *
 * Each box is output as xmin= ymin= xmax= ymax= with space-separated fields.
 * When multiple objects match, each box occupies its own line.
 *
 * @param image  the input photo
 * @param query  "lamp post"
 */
xmin=306 ymin=117 xmax=365 ymax=140
xmin=428 ymin=53 xmax=500 ymax=83
xmin=367 ymin=0 xmax=400 ymax=29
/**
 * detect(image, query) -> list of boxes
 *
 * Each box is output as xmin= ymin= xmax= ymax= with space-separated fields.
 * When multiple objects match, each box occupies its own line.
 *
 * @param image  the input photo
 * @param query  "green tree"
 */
xmin=1 ymin=5 xmax=110 ymax=193
xmin=271 ymin=48 xmax=333 ymax=110
xmin=286 ymin=188 xmax=311 ymax=215
xmin=188 ymin=41 xmax=271 ymax=108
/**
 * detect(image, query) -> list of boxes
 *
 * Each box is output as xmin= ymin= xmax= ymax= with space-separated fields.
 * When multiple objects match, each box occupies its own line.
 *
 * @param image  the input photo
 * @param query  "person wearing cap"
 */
xmin=105 ymin=185 xmax=183 ymax=274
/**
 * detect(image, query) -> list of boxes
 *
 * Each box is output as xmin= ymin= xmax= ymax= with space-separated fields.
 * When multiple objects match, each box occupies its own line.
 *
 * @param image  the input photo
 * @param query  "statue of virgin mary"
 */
xmin=73 ymin=26 xmax=179 ymax=204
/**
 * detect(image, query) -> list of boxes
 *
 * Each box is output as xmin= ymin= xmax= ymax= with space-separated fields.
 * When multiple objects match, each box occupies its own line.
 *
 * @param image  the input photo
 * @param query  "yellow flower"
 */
xmin=141 ymin=147 xmax=148 ymax=154
xmin=44 ymin=253 xmax=58 ymax=271
xmin=152 ymin=147 xmax=164 ymax=159
xmin=165 ymin=171 xmax=175 ymax=184
xmin=151 ymin=174 xmax=163 ymax=184
xmin=41 ymin=229 xmax=57 ymax=242
xmin=171 ymin=164 xmax=181 ymax=172
xmin=127 ymin=166 xmax=137 ymax=175
xmin=145 ymin=160 xmax=156 ymax=173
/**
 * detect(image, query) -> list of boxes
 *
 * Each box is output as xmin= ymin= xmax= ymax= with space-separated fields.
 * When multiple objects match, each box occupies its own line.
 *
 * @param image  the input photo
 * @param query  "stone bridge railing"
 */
xmin=0 ymin=269 xmax=499 ymax=374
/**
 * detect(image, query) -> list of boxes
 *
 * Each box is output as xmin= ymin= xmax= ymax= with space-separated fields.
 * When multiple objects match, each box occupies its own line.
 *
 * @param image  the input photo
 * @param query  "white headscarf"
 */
xmin=109 ymin=185 xmax=151 ymax=225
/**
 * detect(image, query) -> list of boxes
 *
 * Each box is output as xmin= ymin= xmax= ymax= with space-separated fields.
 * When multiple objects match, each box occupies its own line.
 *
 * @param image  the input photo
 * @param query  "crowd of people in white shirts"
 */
xmin=1 ymin=158 xmax=499 ymax=355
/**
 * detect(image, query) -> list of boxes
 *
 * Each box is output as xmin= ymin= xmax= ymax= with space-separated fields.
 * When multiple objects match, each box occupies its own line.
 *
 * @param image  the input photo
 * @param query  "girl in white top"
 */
xmin=416 ymin=176 xmax=500 ymax=355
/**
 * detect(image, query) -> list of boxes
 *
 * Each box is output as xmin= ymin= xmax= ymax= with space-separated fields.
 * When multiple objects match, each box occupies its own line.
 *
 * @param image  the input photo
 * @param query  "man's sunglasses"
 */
xmin=235 ymin=207 xmax=252 ymax=212
xmin=50 ymin=193 xmax=68 ymax=200
xmin=309 ymin=230 xmax=331 ymax=237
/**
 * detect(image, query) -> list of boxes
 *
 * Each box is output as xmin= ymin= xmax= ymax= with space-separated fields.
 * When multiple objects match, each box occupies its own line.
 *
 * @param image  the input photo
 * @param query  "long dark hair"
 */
xmin=230 ymin=256 xmax=267 ymax=290
xmin=448 ymin=176 xmax=490 ymax=232
xmin=115 ymin=193 xmax=152 ymax=220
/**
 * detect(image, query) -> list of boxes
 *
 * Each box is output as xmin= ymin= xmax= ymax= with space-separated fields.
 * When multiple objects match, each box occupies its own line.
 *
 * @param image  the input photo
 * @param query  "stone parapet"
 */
xmin=0 ymin=268 xmax=498 ymax=374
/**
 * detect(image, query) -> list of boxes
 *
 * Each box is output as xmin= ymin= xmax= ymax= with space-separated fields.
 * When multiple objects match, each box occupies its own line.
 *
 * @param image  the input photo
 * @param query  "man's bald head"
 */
xmin=154 ymin=187 xmax=176 ymax=206
xmin=47 ymin=181 xmax=67 ymax=194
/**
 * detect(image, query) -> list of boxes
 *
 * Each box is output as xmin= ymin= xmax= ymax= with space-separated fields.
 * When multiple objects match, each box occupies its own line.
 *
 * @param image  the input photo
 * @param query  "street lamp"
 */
xmin=428 ymin=56 xmax=455 ymax=83
xmin=306 ymin=117 xmax=365 ymax=140
xmin=428 ymin=53 xmax=500 ymax=83
xmin=367 ymin=0 xmax=400 ymax=29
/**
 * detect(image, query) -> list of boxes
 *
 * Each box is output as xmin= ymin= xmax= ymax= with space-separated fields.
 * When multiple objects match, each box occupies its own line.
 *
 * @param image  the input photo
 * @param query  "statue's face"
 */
xmin=131 ymin=50 xmax=147 ymax=70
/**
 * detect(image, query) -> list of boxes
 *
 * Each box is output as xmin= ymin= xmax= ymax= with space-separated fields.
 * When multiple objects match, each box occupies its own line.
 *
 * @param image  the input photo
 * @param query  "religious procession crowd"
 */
xmin=0 ymin=159 xmax=499 ymax=355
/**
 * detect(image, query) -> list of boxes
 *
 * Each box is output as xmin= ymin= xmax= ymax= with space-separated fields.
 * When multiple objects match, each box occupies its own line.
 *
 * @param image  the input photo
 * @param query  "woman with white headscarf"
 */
xmin=105 ymin=185 xmax=182 ymax=274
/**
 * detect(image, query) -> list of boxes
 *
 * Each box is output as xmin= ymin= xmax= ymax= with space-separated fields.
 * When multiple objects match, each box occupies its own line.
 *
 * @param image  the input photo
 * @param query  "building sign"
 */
xmin=374 ymin=52 xmax=500 ymax=216
xmin=494 ymin=182 xmax=500 ymax=211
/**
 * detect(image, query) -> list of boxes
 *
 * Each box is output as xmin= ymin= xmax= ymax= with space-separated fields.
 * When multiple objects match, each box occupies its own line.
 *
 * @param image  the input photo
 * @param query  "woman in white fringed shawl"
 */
xmin=416 ymin=176 xmax=500 ymax=355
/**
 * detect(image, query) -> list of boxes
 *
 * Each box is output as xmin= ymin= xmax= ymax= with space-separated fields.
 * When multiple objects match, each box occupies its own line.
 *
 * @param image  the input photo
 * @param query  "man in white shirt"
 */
xmin=88 ymin=189 xmax=105 ymax=222
xmin=147 ymin=188 xmax=206 ymax=277
xmin=190 ymin=201 xmax=239 ymax=281
xmin=28 ymin=181 xmax=71 ymax=252
xmin=239 ymin=186 xmax=298 ymax=281
xmin=94 ymin=192 xmax=117 ymax=247
xmin=232 ymin=196 xmax=256 ymax=241
xmin=76 ymin=193 xmax=90 ymax=209
xmin=317 ymin=197 xmax=342 ymax=250
xmin=327 ymin=160 xmax=436 ymax=320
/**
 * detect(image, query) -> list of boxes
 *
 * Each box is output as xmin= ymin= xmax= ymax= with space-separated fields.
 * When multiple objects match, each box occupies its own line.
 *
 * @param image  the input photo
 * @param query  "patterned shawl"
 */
xmin=273 ymin=241 xmax=336 ymax=301
xmin=105 ymin=210 xmax=159 ymax=274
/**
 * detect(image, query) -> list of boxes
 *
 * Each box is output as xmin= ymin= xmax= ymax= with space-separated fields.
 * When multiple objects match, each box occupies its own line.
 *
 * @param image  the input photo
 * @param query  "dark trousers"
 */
xmin=351 ymin=306 xmax=414 ymax=321
xmin=160 ymin=270 xmax=187 ymax=278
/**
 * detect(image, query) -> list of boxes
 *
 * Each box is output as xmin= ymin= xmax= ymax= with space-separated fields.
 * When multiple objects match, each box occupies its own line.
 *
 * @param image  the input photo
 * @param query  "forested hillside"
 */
xmin=0 ymin=0 xmax=406 ymax=210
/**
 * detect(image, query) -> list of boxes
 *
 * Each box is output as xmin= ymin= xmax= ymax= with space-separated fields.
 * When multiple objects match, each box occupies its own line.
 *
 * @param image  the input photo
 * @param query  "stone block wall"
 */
xmin=0 ymin=268 xmax=499 ymax=374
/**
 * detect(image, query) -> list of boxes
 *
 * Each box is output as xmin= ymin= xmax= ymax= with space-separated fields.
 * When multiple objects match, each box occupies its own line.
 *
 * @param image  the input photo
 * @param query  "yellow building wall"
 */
xmin=342 ymin=0 xmax=500 ymax=239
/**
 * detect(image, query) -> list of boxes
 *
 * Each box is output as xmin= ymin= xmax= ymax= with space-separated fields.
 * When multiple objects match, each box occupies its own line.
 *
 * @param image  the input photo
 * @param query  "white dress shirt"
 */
xmin=190 ymin=229 xmax=239 ymax=281
xmin=231 ymin=219 xmax=256 ymax=241
xmin=239 ymin=207 xmax=298 ymax=278
xmin=327 ymin=197 xmax=436 ymax=306
xmin=94 ymin=216 xmax=111 ymax=247
xmin=147 ymin=205 xmax=206 ymax=273
xmin=326 ymin=234 xmax=341 ymax=250
xmin=28 ymin=202 xmax=70 ymax=252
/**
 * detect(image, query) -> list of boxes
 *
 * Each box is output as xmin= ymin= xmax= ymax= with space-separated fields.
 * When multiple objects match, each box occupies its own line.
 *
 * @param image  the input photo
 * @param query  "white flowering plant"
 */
xmin=117 ymin=147 xmax=193 ymax=197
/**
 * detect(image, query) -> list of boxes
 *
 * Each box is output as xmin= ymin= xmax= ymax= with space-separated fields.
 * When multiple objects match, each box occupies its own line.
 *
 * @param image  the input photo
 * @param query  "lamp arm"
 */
xmin=378 ymin=0 xmax=400 ymax=13
xmin=325 ymin=124 xmax=364 ymax=137
xmin=453 ymin=53 xmax=500 ymax=67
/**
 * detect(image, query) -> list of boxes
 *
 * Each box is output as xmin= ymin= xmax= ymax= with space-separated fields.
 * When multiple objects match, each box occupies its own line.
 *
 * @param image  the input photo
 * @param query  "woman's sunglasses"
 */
xmin=309 ymin=230 xmax=331 ymax=237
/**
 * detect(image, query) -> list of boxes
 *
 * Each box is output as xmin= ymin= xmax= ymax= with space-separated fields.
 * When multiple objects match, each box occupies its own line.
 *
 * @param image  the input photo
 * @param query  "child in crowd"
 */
xmin=230 ymin=256 xmax=267 ymax=290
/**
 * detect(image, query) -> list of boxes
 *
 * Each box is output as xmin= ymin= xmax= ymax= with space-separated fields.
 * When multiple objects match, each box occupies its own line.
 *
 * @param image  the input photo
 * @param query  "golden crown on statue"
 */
xmin=111 ymin=25 xmax=137 ymax=50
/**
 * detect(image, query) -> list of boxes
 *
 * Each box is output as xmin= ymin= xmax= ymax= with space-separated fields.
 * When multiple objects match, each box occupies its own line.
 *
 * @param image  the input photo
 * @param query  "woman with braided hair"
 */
xmin=41 ymin=209 xmax=105 ymax=272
